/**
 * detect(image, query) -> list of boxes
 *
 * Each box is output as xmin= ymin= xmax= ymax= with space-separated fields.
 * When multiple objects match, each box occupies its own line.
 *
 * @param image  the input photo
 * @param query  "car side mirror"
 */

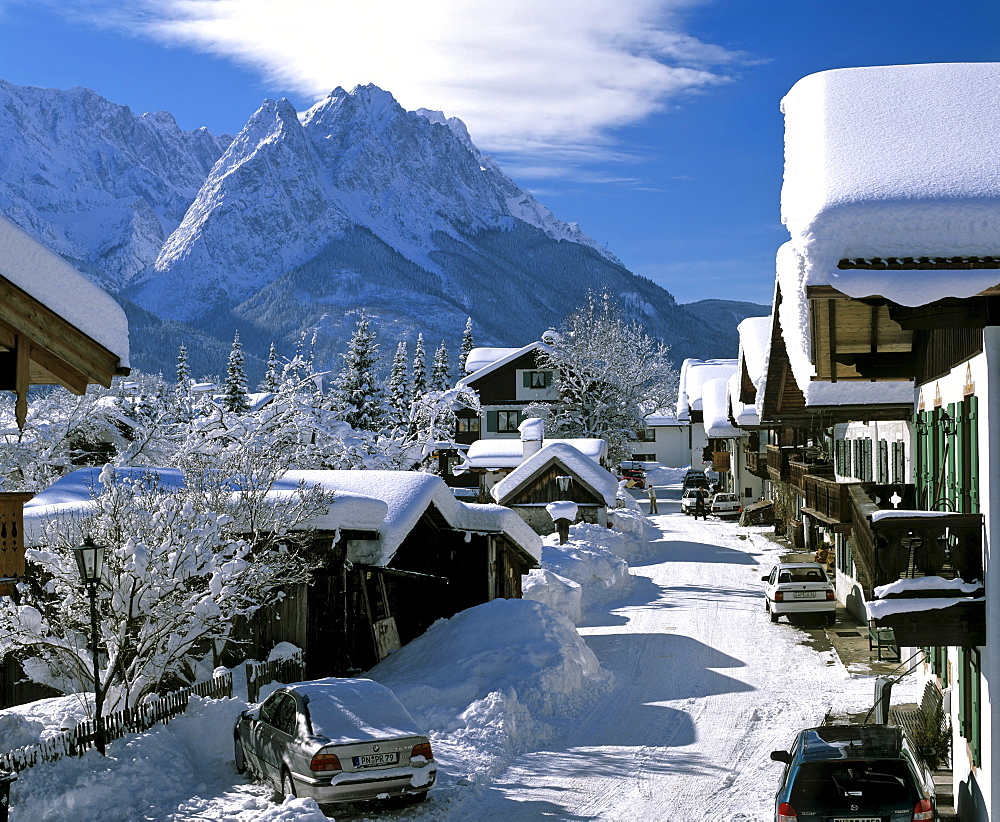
xmin=761 ymin=576 xmax=769 ymax=582
xmin=770 ymin=750 xmax=792 ymax=764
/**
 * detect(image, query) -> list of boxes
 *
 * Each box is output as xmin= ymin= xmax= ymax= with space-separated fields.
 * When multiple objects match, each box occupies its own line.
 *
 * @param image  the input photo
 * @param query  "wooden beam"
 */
xmin=0 ymin=276 xmax=121 ymax=387
xmin=828 ymin=298 xmax=837 ymax=382
xmin=28 ymin=346 xmax=90 ymax=395
xmin=14 ymin=335 xmax=29 ymax=430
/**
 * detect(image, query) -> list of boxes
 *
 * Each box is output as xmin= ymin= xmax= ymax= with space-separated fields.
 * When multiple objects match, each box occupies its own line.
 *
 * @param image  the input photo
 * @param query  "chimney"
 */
xmin=519 ymin=417 xmax=544 ymax=460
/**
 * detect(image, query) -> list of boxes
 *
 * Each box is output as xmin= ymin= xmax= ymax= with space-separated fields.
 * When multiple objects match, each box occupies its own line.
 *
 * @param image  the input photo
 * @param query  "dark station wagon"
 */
xmin=770 ymin=724 xmax=935 ymax=822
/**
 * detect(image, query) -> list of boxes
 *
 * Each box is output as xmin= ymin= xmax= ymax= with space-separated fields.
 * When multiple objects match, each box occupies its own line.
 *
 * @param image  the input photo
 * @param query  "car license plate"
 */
xmin=353 ymin=752 xmax=399 ymax=768
xmin=831 ymin=818 xmax=880 ymax=822
xmin=792 ymin=591 xmax=817 ymax=598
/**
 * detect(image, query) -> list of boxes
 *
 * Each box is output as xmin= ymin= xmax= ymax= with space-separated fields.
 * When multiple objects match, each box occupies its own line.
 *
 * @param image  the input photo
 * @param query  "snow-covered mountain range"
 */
xmin=0 ymin=79 xmax=756 ymax=378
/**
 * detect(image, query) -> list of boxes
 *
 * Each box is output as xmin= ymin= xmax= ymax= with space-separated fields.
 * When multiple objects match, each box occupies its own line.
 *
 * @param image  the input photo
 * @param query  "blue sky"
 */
xmin=0 ymin=1 xmax=997 ymax=306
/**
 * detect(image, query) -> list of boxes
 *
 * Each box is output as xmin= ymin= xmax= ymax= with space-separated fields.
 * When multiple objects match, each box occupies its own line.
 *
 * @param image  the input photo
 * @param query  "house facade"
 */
xmin=742 ymin=64 xmax=1000 ymax=820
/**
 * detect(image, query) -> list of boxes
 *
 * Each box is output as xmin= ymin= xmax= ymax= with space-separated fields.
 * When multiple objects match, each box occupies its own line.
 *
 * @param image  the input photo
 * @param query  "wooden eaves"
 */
xmin=0 ymin=273 xmax=129 ymax=428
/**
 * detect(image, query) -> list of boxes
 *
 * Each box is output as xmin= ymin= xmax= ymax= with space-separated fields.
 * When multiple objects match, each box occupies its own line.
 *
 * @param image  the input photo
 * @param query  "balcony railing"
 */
xmin=801 ymin=475 xmax=858 ymax=528
xmin=745 ymin=450 xmax=767 ymax=479
xmin=848 ymin=486 xmax=986 ymax=646
xmin=788 ymin=459 xmax=834 ymax=494
xmin=765 ymin=445 xmax=804 ymax=483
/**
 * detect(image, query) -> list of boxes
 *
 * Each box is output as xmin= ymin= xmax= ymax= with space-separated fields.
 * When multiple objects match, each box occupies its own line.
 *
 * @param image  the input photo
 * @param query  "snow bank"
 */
xmin=369 ymin=598 xmax=612 ymax=781
xmin=646 ymin=465 xmax=687 ymax=485
xmin=538 ymin=527 xmax=631 ymax=610
xmin=522 ymin=569 xmax=583 ymax=624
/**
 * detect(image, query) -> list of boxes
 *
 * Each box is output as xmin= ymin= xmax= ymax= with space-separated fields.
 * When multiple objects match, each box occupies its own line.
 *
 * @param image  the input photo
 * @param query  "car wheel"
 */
xmin=770 ymin=609 xmax=779 ymax=623
xmin=826 ymin=612 xmax=836 ymax=626
xmin=234 ymin=734 xmax=247 ymax=775
xmin=406 ymin=792 xmax=429 ymax=805
xmin=280 ymin=769 xmax=297 ymax=800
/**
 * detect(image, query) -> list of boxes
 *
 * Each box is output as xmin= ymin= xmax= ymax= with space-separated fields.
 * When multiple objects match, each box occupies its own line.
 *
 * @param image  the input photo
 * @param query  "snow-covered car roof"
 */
xmin=284 ymin=677 xmax=425 ymax=745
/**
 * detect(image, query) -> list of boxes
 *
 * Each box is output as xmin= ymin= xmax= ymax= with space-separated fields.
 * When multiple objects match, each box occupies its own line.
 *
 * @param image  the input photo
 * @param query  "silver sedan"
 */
xmin=234 ymin=677 xmax=437 ymax=806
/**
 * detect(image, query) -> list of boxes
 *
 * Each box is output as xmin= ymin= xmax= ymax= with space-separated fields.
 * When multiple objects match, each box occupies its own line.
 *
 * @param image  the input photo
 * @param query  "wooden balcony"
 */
xmin=745 ymin=450 xmax=767 ymax=479
xmin=800 ymin=475 xmax=858 ymax=530
xmin=848 ymin=488 xmax=986 ymax=647
xmin=788 ymin=459 xmax=834 ymax=494
xmin=765 ymin=445 xmax=804 ymax=483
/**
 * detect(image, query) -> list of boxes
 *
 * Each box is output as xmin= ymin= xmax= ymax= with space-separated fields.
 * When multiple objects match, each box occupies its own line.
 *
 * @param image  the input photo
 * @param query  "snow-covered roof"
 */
xmin=738 ymin=316 xmax=771 ymax=384
xmin=458 ymin=340 xmax=552 ymax=387
xmin=701 ymin=377 xmax=741 ymax=438
xmin=464 ymin=437 xmax=608 ymax=469
xmin=464 ymin=347 xmax=520 ymax=374
xmin=729 ymin=372 xmax=759 ymax=428
xmin=0 ymin=215 xmax=130 ymax=367
xmin=781 ymin=63 xmax=1000 ymax=301
xmin=676 ymin=359 xmax=738 ymax=420
xmin=642 ymin=412 xmax=684 ymax=427
xmin=21 ymin=466 xmax=541 ymax=566
xmin=776 ymin=244 xmax=915 ymax=407
xmin=490 ymin=442 xmax=619 ymax=508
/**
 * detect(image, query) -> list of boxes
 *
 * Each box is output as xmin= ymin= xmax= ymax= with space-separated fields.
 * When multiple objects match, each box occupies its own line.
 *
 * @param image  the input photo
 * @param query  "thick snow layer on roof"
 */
xmin=0 ymin=215 xmax=130 ymax=366
xmin=642 ymin=412 xmax=684 ymax=427
xmin=490 ymin=442 xmax=619 ymax=507
xmin=702 ymin=377 xmax=741 ymax=438
xmin=676 ymin=358 xmax=738 ymax=419
xmin=738 ymin=316 xmax=771 ymax=383
xmin=465 ymin=437 xmax=607 ymax=469
xmin=285 ymin=470 xmax=541 ymax=565
xmin=546 ymin=501 xmax=579 ymax=522
xmin=21 ymin=467 xmax=388 ymax=546
xmin=776 ymin=244 xmax=914 ymax=407
xmin=464 ymin=347 xmax=520 ymax=374
xmin=781 ymin=64 xmax=1000 ymax=298
xmin=729 ymin=372 xmax=759 ymax=427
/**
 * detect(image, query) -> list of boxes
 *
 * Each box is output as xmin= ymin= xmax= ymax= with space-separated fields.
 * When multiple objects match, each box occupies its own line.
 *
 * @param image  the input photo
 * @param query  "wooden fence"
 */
xmin=0 ymin=671 xmax=233 ymax=773
xmin=245 ymin=653 xmax=306 ymax=704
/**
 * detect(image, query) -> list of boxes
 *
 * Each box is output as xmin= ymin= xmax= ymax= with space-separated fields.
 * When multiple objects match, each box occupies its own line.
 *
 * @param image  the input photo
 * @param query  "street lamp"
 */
xmin=73 ymin=537 xmax=105 ymax=755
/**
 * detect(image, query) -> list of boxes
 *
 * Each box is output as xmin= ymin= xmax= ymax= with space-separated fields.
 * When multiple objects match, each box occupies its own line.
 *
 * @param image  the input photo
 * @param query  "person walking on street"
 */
xmin=694 ymin=487 xmax=707 ymax=520
xmin=646 ymin=484 xmax=658 ymax=515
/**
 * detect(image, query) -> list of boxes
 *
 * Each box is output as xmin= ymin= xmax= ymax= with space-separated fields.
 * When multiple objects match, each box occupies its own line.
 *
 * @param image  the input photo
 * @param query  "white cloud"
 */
xmin=70 ymin=0 xmax=745 ymax=176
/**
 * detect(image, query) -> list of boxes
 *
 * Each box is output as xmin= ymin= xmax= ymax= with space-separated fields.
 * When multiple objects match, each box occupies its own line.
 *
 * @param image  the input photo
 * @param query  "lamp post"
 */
xmin=73 ymin=537 xmax=105 ymax=755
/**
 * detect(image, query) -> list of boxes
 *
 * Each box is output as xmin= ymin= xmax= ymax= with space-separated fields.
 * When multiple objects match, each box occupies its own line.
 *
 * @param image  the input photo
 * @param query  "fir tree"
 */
xmin=460 ymin=316 xmax=475 ymax=374
xmin=411 ymin=334 xmax=427 ymax=398
xmin=260 ymin=342 xmax=281 ymax=392
xmin=333 ymin=312 xmax=385 ymax=431
xmin=431 ymin=339 xmax=451 ymax=391
xmin=176 ymin=344 xmax=191 ymax=392
xmin=388 ymin=340 xmax=411 ymax=423
xmin=223 ymin=331 xmax=251 ymax=413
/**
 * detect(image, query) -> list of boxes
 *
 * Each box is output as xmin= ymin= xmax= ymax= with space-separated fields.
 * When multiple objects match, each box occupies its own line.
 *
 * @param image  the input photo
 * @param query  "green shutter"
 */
xmin=967 ymin=396 xmax=979 ymax=513
xmin=522 ymin=371 xmax=531 ymax=388
xmin=877 ymin=440 xmax=888 ymax=483
xmin=486 ymin=410 xmax=498 ymax=432
xmin=543 ymin=370 xmax=552 ymax=387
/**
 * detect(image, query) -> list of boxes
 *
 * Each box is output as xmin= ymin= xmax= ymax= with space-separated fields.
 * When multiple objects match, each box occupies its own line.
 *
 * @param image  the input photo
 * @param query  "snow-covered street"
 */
xmin=5 ymin=485 xmax=903 ymax=821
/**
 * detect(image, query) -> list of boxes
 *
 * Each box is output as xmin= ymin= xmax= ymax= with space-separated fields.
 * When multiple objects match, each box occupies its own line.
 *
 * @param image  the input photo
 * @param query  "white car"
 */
xmin=761 ymin=562 xmax=836 ymax=625
xmin=709 ymin=493 xmax=742 ymax=517
xmin=681 ymin=487 xmax=708 ymax=515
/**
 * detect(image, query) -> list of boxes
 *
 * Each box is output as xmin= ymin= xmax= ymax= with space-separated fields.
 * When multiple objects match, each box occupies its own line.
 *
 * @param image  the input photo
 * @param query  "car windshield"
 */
xmin=790 ymin=760 xmax=917 ymax=807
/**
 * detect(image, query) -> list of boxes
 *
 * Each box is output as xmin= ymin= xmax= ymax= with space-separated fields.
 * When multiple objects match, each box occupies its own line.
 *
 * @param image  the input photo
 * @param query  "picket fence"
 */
xmin=0 ymin=672 xmax=233 ymax=773
xmin=245 ymin=652 xmax=305 ymax=704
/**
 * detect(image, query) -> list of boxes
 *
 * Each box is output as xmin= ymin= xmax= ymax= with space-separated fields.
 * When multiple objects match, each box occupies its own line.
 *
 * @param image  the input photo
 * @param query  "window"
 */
xmin=497 ymin=410 xmax=520 ymax=433
xmin=523 ymin=370 xmax=552 ymax=389
xmin=457 ymin=416 xmax=480 ymax=434
xmin=631 ymin=453 xmax=655 ymax=462
xmin=634 ymin=429 xmax=656 ymax=442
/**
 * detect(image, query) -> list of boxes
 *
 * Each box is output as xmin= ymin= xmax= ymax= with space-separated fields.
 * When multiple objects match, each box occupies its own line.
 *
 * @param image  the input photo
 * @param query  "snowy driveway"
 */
xmin=424 ymin=487 xmax=882 ymax=821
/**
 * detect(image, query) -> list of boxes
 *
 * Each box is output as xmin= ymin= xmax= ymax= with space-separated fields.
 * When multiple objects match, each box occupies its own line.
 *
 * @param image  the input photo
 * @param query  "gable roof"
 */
xmin=490 ymin=442 xmax=619 ymax=507
xmin=458 ymin=340 xmax=552 ymax=388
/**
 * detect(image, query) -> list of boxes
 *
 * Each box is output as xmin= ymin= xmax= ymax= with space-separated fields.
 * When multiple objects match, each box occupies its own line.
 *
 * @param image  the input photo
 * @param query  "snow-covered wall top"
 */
xmin=781 ymin=63 xmax=1000 ymax=296
xmin=490 ymin=442 xmax=619 ymax=507
xmin=675 ymin=359 xmax=738 ymax=419
xmin=0 ymin=216 xmax=130 ymax=366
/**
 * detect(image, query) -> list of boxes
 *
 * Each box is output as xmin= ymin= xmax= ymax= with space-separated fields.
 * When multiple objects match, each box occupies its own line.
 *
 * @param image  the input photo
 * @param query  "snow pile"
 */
xmin=536 ymin=525 xmax=632 ymax=610
xmin=522 ymin=569 xmax=583 ymax=624
xmin=545 ymin=500 xmax=578 ymax=522
xmin=607 ymin=507 xmax=657 ymax=542
xmin=645 ymin=465 xmax=687 ymax=485
xmin=369 ymin=598 xmax=612 ymax=781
